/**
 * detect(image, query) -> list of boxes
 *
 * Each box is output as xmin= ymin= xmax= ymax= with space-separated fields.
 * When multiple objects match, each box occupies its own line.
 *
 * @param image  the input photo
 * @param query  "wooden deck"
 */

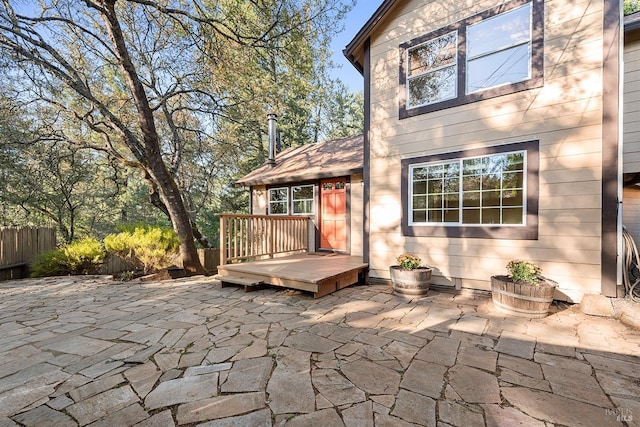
xmin=215 ymin=254 xmax=368 ymax=298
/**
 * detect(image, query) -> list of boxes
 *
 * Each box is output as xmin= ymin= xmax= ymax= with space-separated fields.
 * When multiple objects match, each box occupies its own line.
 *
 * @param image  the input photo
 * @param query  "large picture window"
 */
xmin=401 ymin=140 xmax=539 ymax=240
xmin=268 ymin=187 xmax=288 ymax=215
xmin=400 ymin=0 xmax=542 ymax=118
xmin=410 ymin=151 xmax=525 ymax=226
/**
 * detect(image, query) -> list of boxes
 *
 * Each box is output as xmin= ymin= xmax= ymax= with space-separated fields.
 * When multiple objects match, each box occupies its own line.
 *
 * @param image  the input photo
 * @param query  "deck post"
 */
xmin=219 ymin=215 xmax=227 ymax=265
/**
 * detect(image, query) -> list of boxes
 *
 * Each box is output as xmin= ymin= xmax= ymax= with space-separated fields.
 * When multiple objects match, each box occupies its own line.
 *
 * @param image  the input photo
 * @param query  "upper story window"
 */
xmin=292 ymin=185 xmax=315 ymax=214
xmin=400 ymin=0 xmax=543 ymax=119
xmin=466 ymin=4 xmax=532 ymax=93
xmin=268 ymin=187 xmax=288 ymax=215
xmin=407 ymin=32 xmax=457 ymax=108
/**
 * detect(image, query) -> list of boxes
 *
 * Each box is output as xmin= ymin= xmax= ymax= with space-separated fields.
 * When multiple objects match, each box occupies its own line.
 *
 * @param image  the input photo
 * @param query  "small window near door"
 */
xmin=268 ymin=187 xmax=288 ymax=215
xmin=335 ymin=181 xmax=346 ymax=190
xmin=323 ymin=182 xmax=333 ymax=190
xmin=292 ymin=185 xmax=315 ymax=214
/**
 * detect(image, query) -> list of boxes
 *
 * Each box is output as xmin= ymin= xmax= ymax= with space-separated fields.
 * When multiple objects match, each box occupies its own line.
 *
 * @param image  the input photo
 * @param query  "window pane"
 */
xmin=413 ymin=181 xmax=427 ymax=194
xmin=408 ymin=65 xmax=457 ymax=107
xmin=444 ymin=193 xmax=459 ymax=209
xmin=467 ymin=4 xmax=531 ymax=58
xmin=428 ymin=195 xmax=442 ymax=209
xmin=323 ymin=183 xmax=333 ymax=190
xmin=505 ymin=153 xmax=524 ymax=171
xmin=335 ymin=181 xmax=345 ymax=190
xmin=463 ymin=208 xmax=480 ymax=224
xmin=463 ymin=191 xmax=481 ymax=207
xmin=444 ymin=209 xmax=459 ymax=222
xmin=463 ymin=157 xmax=485 ymax=175
xmin=443 ymin=177 xmax=459 ymax=192
xmin=413 ymin=196 xmax=427 ymax=209
xmin=482 ymin=190 xmax=502 ymax=207
xmin=463 ymin=175 xmax=481 ymax=191
xmin=270 ymin=203 xmax=287 ymax=215
xmin=428 ymin=164 xmax=444 ymax=178
xmin=409 ymin=32 xmax=457 ymax=75
xmin=413 ymin=167 xmax=429 ymax=180
xmin=269 ymin=188 xmax=287 ymax=201
xmin=413 ymin=210 xmax=427 ymax=223
xmin=482 ymin=173 xmax=501 ymax=190
xmin=482 ymin=208 xmax=501 ymax=224
xmin=428 ymin=210 xmax=443 ymax=222
xmin=293 ymin=186 xmax=313 ymax=199
xmin=503 ymin=189 xmax=523 ymax=206
xmin=467 ymin=44 xmax=530 ymax=92
xmin=428 ymin=180 xmax=443 ymax=193
xmin=503 ymin=207 xmax=524 ymax=224
xmin=503 ymin=172 xmax=523 ymax=189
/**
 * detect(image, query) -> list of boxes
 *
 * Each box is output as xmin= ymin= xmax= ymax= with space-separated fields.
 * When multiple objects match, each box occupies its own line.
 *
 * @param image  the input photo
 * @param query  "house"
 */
xmin=235 ymin=129 xmax=365 ymax=256
xmin=341 ymin=0 xmax=632 ymax=302
xmin=232 ymin=2 xmax=638 ymax=302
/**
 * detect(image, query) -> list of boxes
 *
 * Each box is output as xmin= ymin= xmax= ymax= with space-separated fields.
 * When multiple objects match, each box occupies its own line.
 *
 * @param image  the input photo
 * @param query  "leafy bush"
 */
xmin=506 ymin=259 xmax=542 ymax=285
xmin=31 ymin=238 xmax=106 ymax=277
xmin=104 ymin=225 xmax=180 ymax=273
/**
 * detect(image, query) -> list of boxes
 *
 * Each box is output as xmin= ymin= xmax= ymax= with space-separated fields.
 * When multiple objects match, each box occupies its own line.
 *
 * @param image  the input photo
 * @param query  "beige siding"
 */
xmin=366 ymin=0 xmax=608 ymax=301
xmin=350 ymin=174 xmax=364 ymax=256
xmin=250 ymin=185 xmax=268 ymax=215
xmin=624 ymin=34 xmax=640 ymax=173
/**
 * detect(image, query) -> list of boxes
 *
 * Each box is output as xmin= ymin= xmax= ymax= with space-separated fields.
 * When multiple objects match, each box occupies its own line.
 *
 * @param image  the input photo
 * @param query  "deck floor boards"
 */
xmin=216 ymin=254 xmax=368 ymax=297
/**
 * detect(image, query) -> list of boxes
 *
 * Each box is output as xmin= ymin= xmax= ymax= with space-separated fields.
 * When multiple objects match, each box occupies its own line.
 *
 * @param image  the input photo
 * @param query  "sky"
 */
xmin=330 ymin=1 xmax=382 ymax=93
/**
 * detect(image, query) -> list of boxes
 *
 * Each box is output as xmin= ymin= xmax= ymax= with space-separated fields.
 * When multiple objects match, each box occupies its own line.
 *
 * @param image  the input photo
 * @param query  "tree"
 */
xmin=625 ymin=0 xmax=640 ymax=15
xmin=0 ymin=0 xmax=351 ymax=275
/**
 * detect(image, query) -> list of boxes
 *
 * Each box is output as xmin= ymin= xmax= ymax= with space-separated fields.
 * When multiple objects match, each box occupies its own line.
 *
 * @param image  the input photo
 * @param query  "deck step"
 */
xmin=214 ymin=274 xmax=265 ymax=292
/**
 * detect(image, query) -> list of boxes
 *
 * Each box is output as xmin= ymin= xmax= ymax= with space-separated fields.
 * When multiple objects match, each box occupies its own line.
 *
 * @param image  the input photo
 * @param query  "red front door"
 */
xmin=320 ymin=178 xmax=347 ymax=251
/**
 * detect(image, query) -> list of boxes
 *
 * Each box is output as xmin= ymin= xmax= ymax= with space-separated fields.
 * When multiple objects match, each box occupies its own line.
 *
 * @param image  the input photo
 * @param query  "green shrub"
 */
xmin=30 ymin=237 xmax=106 ymax=277
xmin=30 ymin=249 xmax=72 ymax=277
xmin=104 ymin=225 xmax=180 ymax=273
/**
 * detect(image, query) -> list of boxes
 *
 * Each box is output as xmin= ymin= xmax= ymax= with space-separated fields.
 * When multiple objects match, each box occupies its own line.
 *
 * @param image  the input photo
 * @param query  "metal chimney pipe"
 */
xmin=267 ymin=112 xmax=277 ymax=166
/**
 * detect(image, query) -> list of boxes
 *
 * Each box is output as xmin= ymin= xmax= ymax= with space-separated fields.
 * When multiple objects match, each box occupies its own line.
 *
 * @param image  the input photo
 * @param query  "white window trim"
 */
xmin=268 ymin=187 xmax=289 ymax=215
xmin=291 ymin=184 xmax=315 ymax=215
xmin=406 ymin=31 xmax=458 ymax=109
xmin=408 ymin=150 xmax=527 ymax=227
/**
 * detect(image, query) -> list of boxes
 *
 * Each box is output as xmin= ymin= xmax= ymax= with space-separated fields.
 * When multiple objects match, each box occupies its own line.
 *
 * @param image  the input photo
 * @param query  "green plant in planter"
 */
xmin=397 ymin=253 xmax=422 ymax=270
xmin=506 ymin=260 xmax=542 ymax=285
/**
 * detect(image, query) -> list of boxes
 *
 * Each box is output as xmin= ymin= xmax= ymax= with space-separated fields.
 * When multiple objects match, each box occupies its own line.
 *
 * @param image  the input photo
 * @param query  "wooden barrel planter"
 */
xmin=491 ymin=275 xmax=556 ymax=318
xmin=390 ymin=266 xmax=433 ymax=297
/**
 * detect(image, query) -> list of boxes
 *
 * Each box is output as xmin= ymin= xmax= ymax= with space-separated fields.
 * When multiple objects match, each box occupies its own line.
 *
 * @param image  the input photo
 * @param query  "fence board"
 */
xmin=0 ymin=227 xmax=56 ymax=268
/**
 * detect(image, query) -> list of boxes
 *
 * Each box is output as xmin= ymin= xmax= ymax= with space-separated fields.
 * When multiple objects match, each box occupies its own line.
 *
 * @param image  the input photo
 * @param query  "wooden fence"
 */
xmin=0 ymin=227 xmax=56 ymax=280
xmin=219 ymin=214 xmax=309 ymax=264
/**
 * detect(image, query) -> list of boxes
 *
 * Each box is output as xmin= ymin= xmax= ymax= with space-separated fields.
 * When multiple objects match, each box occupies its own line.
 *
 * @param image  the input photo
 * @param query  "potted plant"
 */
xmin=491 ymin=260 xmax=557 ymax=318
xmin=390 ymin=253 xmax=433 ymax=296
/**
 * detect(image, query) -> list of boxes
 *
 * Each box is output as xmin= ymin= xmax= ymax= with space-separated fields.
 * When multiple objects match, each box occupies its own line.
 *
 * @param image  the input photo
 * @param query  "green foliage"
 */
xmin=397 ymin=253 xmax=422 ymax=270
xmin=30 ymin=249 xmax=72 ymax=277
xmin=30 ymin=237 xmax=106 ymax=277
xmin=625 ymin=0 xmax=640 ymax=15
xmin=506 ymin=260 xmax=542 ymax=285
xmin=104 ymin=225 xmax=180 ymax=273
xmin=63 ymin=238 xmax=106 ymax=274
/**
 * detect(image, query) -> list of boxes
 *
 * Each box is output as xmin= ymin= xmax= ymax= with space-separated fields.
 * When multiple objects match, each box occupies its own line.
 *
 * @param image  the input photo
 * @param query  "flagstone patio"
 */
xmin=0 ymin=275 xmax=639 ymax=426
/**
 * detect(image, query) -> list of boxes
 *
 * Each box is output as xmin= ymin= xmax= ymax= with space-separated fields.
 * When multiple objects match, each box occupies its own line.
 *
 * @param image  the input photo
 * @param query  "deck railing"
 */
xmin=218 ymin=214 xmax=309 ymax=264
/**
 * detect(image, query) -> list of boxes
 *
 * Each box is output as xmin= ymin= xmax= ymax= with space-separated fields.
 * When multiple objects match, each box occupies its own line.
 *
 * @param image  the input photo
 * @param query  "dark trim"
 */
xmin=346 ymin=177 xmax=352 ymax=255
xmin=401 ymin=140 xmax=539 ymax=240
xmin=343 ymin=0 xmax=398 ymax=72
xmin=399 ymin=0 xmax=544 ymax=119
xmin=363 ymin=38 xmax=371 ymax=263
xmin=601 ymin=0 xmax=621 ymax=297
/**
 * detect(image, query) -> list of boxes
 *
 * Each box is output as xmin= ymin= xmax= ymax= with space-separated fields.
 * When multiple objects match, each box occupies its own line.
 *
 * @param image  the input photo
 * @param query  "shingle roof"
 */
xmin=626 ymin=11 xmax=640 ymax=33
xmin=235 ymin=134 xmax=364 ymax=187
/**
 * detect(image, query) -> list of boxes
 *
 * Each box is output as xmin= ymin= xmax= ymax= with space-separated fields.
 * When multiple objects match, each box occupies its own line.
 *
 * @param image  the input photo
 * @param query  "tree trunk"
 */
xmin=99 ymin=0 xmax=204 ymax=275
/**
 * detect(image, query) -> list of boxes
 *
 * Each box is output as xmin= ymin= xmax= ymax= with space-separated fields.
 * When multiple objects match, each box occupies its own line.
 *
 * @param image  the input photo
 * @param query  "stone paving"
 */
xmin=1 ymin=275 xmax=639 ymax=427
